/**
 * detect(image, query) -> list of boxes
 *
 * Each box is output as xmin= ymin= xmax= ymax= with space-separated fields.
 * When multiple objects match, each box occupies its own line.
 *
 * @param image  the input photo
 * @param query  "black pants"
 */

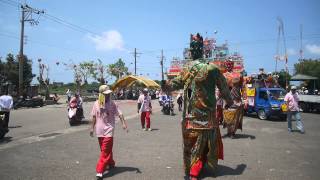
xmin=178 ymin=103 xmax=183 ymax=111
xmin=0 ymin=111 xmax=10 ymax=129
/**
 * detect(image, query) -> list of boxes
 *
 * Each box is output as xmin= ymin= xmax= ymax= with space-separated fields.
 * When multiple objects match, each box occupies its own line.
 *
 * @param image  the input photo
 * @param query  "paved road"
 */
xmin=0 ymin=100 xmax=319 ymax=180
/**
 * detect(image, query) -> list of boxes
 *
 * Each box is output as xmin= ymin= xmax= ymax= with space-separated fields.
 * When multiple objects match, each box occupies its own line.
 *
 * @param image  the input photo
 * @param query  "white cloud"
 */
xmin=287 ymin=48 xmax=297 ymax=56
xmin=87 ymin=30 xmax=125 ymax=51
xmin=306 ymin=44 xmax=320 ymax=55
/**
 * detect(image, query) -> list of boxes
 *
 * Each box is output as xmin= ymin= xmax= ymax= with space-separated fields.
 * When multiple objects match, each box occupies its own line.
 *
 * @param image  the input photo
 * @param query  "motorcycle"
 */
xmin=162 ymin=97 xmax=174 ymax=115
xmin=0 ymin=114 xmax=9 ymax=139
xmin=13 ymin=97 xmax=44 ymax=109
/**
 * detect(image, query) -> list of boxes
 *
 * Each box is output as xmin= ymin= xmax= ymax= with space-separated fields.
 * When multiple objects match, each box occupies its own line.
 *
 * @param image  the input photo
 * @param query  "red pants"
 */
xmin=96 ymin=137 xmax=115 ymax=173
xmin=140 ymin=111 xmax=151 ymax=128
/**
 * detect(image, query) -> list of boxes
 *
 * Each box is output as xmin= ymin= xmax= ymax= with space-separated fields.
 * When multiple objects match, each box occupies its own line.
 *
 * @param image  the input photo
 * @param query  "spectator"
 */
xmin=284 ymin=86 xmax=305 ymax=133
xmin=0 ymin=89 xmax=13 ymax=133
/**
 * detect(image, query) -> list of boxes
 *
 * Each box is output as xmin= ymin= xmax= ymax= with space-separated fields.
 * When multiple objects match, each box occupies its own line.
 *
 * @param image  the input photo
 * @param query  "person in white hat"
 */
xmin=90 ymin=85 xmax=128 ymax=180
xmin=284 ymin=85 xmax=304 ymax=133
xmin=137 ymin=88 xmax=153 ymax=131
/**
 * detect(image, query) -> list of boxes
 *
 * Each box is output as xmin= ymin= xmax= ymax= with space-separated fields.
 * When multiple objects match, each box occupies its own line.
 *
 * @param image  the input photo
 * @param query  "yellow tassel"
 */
xmin=98 ymin=93 xmax=105 ymax=108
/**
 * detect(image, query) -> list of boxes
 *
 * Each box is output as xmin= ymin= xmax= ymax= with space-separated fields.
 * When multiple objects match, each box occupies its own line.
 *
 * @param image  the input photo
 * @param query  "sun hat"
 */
xmin=99 ymin=85 xmax=112 ymax=94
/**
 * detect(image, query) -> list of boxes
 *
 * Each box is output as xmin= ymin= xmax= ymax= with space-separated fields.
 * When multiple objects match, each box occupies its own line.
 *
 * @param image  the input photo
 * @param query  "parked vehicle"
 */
xmin=13 ymin=96 xmax=44 ymax=109
xmin=298 ymin=94 xmax=320 ymax=112
xmin=244 ymin=87 xmax=287 ymax=120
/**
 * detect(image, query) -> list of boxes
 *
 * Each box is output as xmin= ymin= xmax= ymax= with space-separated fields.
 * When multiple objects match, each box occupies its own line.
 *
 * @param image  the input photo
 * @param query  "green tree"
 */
xmin=93 ymin=59 xmax=108 ymax=84
xmin=79 ymin=61 xmax=96 ymax=84
xmin=0 ymin=53 xmax=35 ymax=93
xmin=294 ymin=59 xmax=320 ymax=89
xmin=273 ymin=69 xmax=291 ymax=89
xmin=0 ymin=57 xmax=6 ymax=84
xmin=108 ymin=58 xmax=128 ymax=80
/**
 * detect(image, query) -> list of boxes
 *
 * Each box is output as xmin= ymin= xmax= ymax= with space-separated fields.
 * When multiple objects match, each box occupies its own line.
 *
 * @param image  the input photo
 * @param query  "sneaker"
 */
xmin=288 ymin=128 xmax=292 ymax=132
xmin=148 ymin=128 xmax=152 ymax=131
xmin=96 ymin=173 xmax=103 ymax=180
xmin=143 ymin=128 xmax=147 ymax=131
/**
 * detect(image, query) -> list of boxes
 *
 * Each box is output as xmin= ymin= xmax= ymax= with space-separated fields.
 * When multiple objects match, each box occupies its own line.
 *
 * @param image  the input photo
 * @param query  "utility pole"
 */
xmin=19 ymin=7 xmax=25 ymax=96
xmin=160 ymin=49 xmax=164 ymax=81
xmin=134 ymin=48 xmax=137 ymax=75
xmin=18 ymin=4 xmax=44 ymax=95
xmin=299 ymin=24 xmax=303 ymax=60
xmin=299 ymin=24 xmax=304 ymax=73
xmin=132 ymin=48 xmax=141 ymax=76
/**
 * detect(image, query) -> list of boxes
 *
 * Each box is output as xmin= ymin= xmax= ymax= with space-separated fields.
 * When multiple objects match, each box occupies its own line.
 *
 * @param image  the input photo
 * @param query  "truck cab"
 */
xmin=245 ymin=87 xmax=287 ymax=120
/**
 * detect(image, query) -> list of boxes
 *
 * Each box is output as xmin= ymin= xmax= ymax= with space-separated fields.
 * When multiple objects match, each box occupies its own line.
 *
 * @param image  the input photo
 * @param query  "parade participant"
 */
xmin=171 ymin=33 xmax=233 ymax=179
xmin=90 ymin=85 xmax=128 ymax=180
xmin=177 ymin=92 xmax=183 ymax=111
xmin=178 ymin=59 xmax=233 ymax=179
xmin=0 ymin=89 xmax=13 ymax=133
xmin=137 ymin=88 xmax=152 ymax=131
xmin=284 ymin=86 xmax=304 ymax=133
xmin=223 ymin=78 xmax=244 ymax=138
xmin=216 ymin=88 xmax=224 ymax=125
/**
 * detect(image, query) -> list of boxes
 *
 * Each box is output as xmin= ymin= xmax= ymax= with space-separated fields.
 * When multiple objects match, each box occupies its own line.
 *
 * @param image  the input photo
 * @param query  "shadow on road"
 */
xmin=103 ymin=166 xmax=141 ymax=178
xmin=0 ymin=136 xmax=12 ymax=144
xmin=233 ymin=134 xmax=256 ymax=139
xmin=221 ymin=134 xmax=256 ymax=140
xmin=9 ymin=125 xmax=22 ymax=129
xmin=201 ymin=164 xmax=247 ymax=178
xmin=79 ymin=120 xmax=90 ymax=125
xmin=150 ymin=128 xmax=160 ymax=131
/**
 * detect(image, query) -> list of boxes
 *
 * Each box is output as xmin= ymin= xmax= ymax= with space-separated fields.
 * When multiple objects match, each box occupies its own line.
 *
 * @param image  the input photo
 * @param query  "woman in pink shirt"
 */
xmin=90 ymin=85 xmax=128 ymax=180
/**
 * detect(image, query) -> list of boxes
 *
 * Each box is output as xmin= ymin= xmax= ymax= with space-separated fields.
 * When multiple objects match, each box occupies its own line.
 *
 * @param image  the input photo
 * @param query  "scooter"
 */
xmin=68 ymin=100 xmax=83 ymax=126
xmin=0 ymin=114 xmax=9 ymax=139
xmin=162 ymin=98 xmax=174 ymax=115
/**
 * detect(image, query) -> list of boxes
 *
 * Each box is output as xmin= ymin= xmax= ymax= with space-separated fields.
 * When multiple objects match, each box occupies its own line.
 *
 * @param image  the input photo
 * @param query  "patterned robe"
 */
xmin=177 ymin=60 xmax=232 ymax=176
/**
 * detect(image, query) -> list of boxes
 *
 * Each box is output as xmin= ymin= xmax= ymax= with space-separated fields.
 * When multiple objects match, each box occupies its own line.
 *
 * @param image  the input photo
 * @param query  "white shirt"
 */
xmin=0 ymin=95 xmax=13 ymax=111
xmin=137 ymin=94 xmax=152 ymax=112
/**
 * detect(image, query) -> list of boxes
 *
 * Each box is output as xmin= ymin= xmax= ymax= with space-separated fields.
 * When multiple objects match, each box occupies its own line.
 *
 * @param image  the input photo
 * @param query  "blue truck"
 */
xmin=245 ymin=87 xmax=287 ymax=120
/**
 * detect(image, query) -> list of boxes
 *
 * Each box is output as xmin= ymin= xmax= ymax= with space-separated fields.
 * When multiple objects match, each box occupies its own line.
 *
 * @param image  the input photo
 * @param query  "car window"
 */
xmin=259 ymin=91 xmax=268 ymax=100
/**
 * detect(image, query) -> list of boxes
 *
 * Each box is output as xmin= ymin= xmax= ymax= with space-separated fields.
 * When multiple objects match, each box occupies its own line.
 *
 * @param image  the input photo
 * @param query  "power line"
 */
xmin=0 ymin=0 xmax=19 ymax=7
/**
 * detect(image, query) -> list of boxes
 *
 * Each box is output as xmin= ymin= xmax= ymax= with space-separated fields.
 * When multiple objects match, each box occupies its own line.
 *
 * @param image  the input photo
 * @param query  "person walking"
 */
xmin=177 ymin=92 xmax=183 ymax=111
xmin=223 ymin=78 xmax=244 ymax=138
xmin=66 ymin=89 xmax=72 ymax=103
xmin=284 ymin=86 xmax=305 ymax=133
xmin=90 ymin=85 xmax=128 ymax=180
xmin=137 ymin=88 xmax=152 ymax=131
xmin=0 ymin=89 xmax=13 ymax=135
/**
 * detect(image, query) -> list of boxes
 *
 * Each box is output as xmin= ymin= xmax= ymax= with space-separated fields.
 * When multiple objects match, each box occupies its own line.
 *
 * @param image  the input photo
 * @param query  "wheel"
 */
xmin=170 ymin=110 xmax=174 ymax=116
xmin=257 ymin=109 xmax=268 ymax=120
xmin=69 ymin=117 xmax=76 ymax=126
xmin=0 ymin=128 xmax=6 ymax=139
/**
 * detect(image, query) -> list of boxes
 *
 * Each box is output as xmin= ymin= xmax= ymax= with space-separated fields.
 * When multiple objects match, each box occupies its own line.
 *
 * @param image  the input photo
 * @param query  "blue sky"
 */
xmin=0 ymin=0 xmax=319 ymax=83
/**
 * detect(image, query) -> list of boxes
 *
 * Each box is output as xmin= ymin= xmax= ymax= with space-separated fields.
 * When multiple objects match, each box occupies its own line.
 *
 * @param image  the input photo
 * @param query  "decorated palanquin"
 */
xmin=210 ymin=59 xmax=244 ymax=87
